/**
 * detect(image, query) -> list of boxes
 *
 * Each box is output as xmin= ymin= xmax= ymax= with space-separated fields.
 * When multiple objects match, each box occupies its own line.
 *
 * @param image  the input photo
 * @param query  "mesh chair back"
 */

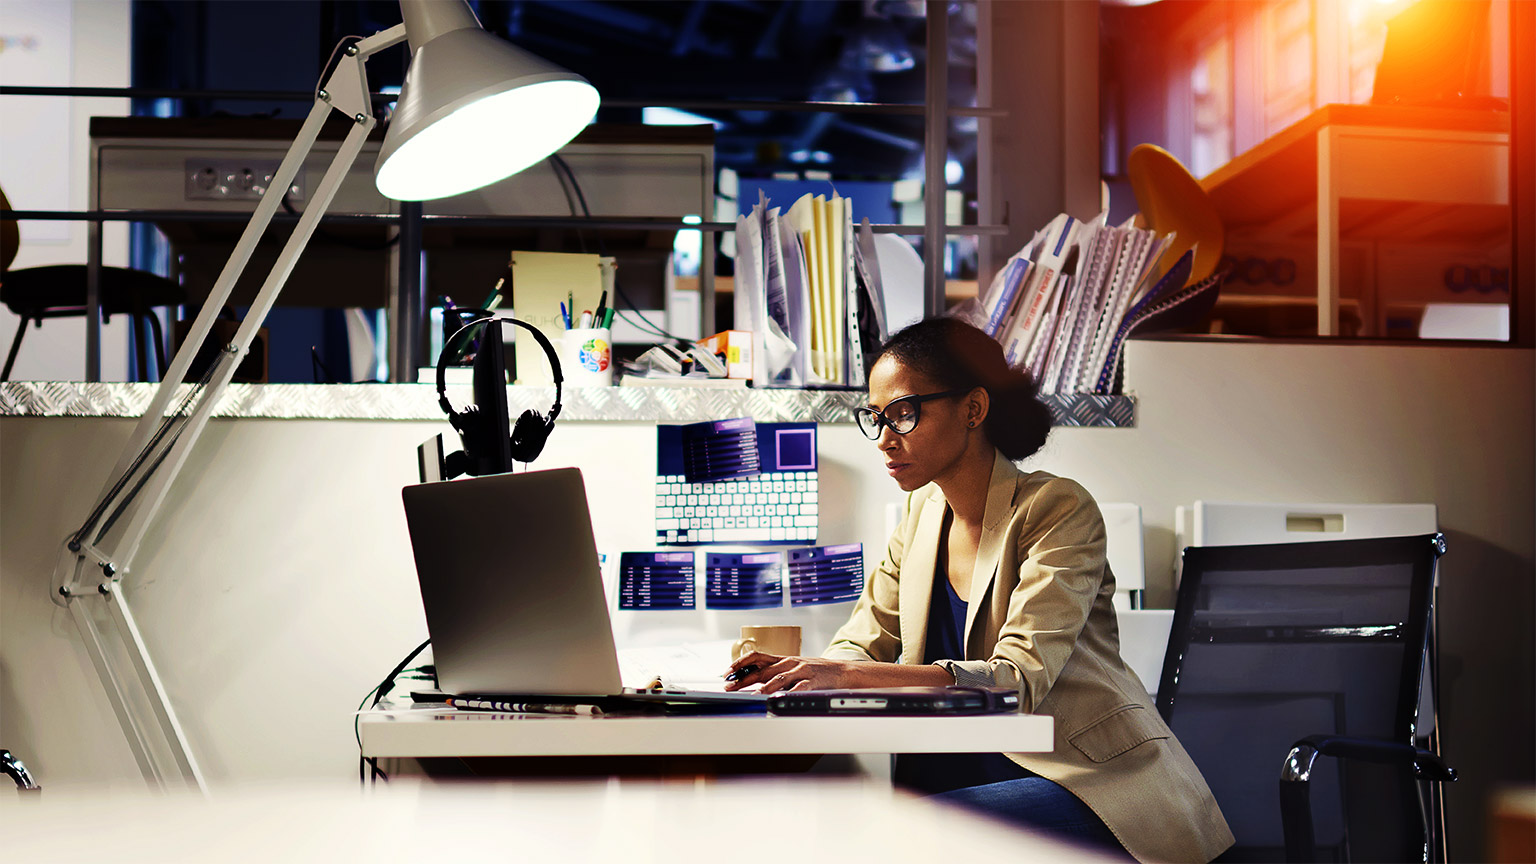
xmin=1157 ymin=534 xmax=1442 ymax=862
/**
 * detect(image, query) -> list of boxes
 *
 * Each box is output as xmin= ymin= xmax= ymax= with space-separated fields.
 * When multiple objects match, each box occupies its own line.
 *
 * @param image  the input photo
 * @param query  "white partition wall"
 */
xmin=1 ymin=339 xmax=1530 ymax=861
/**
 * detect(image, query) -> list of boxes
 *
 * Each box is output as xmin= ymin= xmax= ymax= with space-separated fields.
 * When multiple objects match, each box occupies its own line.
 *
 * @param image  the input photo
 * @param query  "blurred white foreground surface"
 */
xmin=3 ymin=778 xmax=1121 ymax=863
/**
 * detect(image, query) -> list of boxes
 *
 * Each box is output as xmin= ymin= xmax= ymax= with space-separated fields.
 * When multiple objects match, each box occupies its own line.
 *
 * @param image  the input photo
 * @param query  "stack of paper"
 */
xmin=734 ymin=191 xmax=887 ymax=387
xmin=977 ymin=213 xmax=1173 ymax=395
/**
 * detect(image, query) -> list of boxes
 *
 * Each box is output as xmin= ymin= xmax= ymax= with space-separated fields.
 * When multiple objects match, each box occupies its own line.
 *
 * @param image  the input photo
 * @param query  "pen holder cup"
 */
xmin=561 ymin=328 xmax=614 ymax=387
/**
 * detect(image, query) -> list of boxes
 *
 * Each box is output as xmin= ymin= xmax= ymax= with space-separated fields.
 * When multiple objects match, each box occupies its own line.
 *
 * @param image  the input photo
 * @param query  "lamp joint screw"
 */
xmin=58 ymin=586 xmax=71 ymax=598
xmin=345 ymin=45 xmax=359 ymax=56
xmin=318 ymin=89 xmax=330 ymax=102
xmin=100 ymin=562 xmax=115 ymax=578
xmin=99 ymin=583 xmax=112 ymax=596
xmin=354 ymin=113 xmax=367 ymax=124
xmin=67 ymin=539 xmax=81 ymax=552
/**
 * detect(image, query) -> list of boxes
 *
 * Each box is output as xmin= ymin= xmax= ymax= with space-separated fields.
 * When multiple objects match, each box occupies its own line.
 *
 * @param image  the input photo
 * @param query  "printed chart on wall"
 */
xmin=705 ymin=552 xmax=784 ymax=610
xmin=788 ymin=544 xmax=864 ymax=606
xmin=656 ymin=420 xmax=818 ymax=545
xmin=618 ymin=552 xmax=696 ymax=610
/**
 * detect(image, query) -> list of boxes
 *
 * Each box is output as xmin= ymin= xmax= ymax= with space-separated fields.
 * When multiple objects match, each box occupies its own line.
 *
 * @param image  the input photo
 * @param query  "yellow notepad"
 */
xmin=509 ymin=251 xmax=604 ymax=385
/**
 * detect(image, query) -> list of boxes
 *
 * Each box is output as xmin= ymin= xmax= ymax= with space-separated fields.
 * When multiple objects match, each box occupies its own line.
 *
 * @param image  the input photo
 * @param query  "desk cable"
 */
xmin=356 ymin=638 xmax=432 ymax=786
xmin=546 ymin=153 xmax=692 ymax=344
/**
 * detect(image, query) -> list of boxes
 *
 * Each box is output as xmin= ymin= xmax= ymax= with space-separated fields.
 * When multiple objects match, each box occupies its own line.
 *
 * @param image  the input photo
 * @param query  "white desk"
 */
xmin=1202 ymin=104 xmax=1509 ymax=336
xmin=359 ymin=705 xmax=1054 ymax=760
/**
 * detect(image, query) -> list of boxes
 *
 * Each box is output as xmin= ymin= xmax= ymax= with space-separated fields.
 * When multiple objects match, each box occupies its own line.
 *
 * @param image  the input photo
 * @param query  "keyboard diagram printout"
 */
xmin=619 ymin=551 xmax=696 ymax=610
xmin=705 ymin=552 xmax=784 ymax=610
xmin=656 ymin=421 xmax=818 ymax=545
xmin=787 ymin=544 xmax=865 ymax=606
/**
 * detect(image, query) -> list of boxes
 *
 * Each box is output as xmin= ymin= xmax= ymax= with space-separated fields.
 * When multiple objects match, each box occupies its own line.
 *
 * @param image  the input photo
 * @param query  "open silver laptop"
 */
xmin=401 ymin=467 xmax=764 ymax=708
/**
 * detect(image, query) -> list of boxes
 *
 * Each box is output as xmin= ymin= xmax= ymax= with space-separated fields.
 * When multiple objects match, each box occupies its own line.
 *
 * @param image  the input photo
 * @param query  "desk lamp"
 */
xmin=49 ymin=0 xmax=597 ymax=792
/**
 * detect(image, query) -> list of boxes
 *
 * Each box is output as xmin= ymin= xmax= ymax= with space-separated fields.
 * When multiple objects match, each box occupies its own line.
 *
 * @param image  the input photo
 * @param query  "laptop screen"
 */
xmin=401 ymin=468 xmax=624 ymax=697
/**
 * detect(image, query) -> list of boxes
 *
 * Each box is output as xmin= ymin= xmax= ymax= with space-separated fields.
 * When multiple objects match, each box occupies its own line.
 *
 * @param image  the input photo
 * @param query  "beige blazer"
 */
xmin=825 ymin=449 xmax=1233 ymax=864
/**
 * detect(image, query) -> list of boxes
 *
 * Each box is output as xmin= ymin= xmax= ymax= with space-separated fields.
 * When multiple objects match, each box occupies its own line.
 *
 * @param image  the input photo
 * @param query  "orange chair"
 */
xmin=1127 ymin=144 xmax=1224 ymax=288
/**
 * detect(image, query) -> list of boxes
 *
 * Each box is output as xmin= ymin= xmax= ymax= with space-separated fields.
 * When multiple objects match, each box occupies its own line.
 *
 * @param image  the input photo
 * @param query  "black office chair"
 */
xmin=2 ymin=185 xmax=186 ymax=382
xmin=1157 ymin=534 xmax=1456 ymax=863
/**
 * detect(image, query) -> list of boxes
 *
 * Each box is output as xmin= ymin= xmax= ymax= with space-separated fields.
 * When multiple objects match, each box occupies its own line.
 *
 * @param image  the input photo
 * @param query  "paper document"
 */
xmin=616 ymin=640 xmax=738 ymax=692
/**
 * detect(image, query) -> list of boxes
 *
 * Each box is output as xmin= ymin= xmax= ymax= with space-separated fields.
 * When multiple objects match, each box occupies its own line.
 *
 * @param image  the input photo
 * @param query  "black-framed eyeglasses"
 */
xmin=854 ymin=388 xmax=969 ymax=440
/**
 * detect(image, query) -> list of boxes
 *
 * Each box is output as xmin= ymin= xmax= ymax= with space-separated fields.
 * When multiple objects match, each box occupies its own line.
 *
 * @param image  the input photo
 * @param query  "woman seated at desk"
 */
xmin=725 ymin=319 xmax=1233 ymax=863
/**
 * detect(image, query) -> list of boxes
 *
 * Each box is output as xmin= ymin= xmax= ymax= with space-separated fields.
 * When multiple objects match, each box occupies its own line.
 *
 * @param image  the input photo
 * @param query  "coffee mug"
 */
xmin=731 ymin=624 xmax=801 ymax=661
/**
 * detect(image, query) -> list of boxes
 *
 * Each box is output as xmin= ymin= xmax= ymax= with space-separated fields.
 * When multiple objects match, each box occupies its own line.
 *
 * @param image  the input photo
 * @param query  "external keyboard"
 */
xmin=654 ymin=472 xmax=819 ymax=544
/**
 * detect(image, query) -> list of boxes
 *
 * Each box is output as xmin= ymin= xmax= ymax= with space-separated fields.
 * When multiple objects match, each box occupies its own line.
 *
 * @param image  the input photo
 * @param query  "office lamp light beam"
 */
xmin=48 ymin=0 xmax=598 ymax=792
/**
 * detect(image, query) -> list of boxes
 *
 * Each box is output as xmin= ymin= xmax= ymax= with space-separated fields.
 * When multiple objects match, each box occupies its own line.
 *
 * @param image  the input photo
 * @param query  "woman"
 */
xmin=725 ymin=318 xmax=1233 ymax=863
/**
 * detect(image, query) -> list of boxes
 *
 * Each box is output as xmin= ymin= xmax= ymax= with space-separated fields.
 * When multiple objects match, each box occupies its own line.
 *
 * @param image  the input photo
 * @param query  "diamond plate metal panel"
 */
xmin=1041 ymin=393 xmax=1138 ymax=428
xmin=0 ymin=383 xmax=1135 ymax=427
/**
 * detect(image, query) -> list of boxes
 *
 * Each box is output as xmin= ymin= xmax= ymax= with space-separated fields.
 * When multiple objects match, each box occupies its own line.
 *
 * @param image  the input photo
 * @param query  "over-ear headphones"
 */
xmin=435 ymin=311 xmax=563 ymax=474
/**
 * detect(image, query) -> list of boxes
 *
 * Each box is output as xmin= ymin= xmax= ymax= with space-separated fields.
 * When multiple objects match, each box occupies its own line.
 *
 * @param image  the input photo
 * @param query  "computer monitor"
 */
xmin=467 ymin=320 xmax=513 ymax=477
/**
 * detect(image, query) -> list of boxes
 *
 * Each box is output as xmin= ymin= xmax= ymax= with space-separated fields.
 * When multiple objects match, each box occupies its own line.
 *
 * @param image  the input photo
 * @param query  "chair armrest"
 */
xmin=1280 ymin=734 xmax=1456 ymax=863
xmin=1284 ymin=734 xmax=1457 ymax=782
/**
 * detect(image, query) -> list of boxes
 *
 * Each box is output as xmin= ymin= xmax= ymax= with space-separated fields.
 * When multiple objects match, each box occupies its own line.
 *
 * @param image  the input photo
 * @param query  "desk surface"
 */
xmin=359 ymin=705 xmax=1054 ymax=759
xmin=1202 ymin=103 xmax=1510 ymax=242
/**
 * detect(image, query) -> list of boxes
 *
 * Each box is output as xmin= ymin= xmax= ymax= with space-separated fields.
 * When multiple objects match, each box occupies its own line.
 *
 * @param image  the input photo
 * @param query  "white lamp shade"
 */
xmin=375 ymin=27 xmax=599 ymax=201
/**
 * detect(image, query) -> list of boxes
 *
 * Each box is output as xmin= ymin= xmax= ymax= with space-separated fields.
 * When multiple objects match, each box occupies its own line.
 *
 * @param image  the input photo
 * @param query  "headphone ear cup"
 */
xmin=509 ymin=409 xmax=551 ymax=462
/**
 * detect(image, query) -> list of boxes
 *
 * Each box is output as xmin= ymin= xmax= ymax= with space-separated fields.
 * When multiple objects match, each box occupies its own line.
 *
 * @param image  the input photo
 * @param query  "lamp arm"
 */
xmin=47 ymin=26 xmax=404 ymax=792
xmin=55 ymin=27 xmax=406 ymax=600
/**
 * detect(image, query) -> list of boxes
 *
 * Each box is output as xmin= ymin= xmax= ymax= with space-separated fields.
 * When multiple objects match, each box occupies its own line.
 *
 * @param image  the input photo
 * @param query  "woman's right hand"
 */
xmin=723 ymin=651 xmax=857 ymax=693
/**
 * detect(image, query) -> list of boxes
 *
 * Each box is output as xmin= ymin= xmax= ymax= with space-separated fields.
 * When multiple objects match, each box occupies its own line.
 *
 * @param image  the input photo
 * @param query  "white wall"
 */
xmin=2 ymin=340 xmax=1532 ymax=852
xmin=0 ymin=0 xmax=132 ymax=381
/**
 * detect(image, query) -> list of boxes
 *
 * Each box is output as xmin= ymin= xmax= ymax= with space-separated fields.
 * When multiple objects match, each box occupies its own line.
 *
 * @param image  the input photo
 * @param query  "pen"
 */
xmin=560 ymin=302 xmax=571 ymax=329
xmin=579 ymin=310 xmax=594 ymax=329
xmin=724 ymin=664 xmax=760 ymax=683
xmin=602 ymin=308 xmax=615 ymax=328
xmin=594 ymin=289 xmax=608 ymax=326
xmin=481 ymin=276 xmax=505 ymax=310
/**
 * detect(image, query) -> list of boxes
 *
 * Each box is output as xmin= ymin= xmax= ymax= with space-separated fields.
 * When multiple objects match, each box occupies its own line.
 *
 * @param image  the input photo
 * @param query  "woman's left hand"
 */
xmin=723 ymin=651 xmax=857 ymax=693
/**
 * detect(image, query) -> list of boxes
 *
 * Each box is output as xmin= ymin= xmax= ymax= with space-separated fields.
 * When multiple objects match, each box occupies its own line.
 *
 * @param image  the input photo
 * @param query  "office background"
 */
xmin=0 ymin=1 xmax=1531 ymax=860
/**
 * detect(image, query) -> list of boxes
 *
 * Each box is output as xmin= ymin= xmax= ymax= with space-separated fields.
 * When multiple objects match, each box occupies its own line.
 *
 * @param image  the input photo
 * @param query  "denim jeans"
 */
xmin=932 ymin=776 xmax=1129 ymax=857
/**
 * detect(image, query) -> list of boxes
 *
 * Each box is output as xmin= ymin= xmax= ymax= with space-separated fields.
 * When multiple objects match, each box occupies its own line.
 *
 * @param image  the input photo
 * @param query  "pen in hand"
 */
xmin=724 ymin=664 xmax=760 ymax=683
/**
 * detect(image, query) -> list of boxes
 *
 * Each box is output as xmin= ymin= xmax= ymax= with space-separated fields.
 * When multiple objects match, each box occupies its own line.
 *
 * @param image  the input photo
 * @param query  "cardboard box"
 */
xmin=699 ymin=330 xmax=753 ymax=379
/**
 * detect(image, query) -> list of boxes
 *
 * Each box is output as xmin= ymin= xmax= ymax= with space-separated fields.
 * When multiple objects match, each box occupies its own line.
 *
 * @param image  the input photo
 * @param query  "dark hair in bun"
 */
xmin=874 ymin=317 xmax=1053 ymax=461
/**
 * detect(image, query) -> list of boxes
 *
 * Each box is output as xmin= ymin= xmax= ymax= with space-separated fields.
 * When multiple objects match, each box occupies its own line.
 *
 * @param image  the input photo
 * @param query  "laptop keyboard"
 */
xmin=654 ymin=471 xmax=819 ymax=544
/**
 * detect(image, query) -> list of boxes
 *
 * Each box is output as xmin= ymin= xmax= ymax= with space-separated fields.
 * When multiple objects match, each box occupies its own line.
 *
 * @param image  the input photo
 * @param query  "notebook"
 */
xmin=400 ymin=468 xmax=766 ymax=709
